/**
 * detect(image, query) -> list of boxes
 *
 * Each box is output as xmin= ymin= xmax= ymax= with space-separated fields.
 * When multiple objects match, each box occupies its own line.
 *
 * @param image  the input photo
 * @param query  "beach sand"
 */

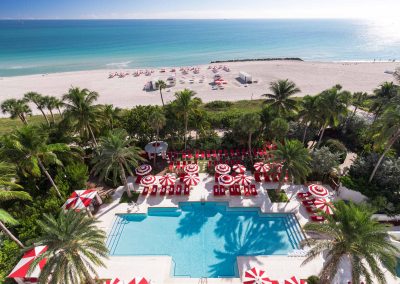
xmin=0 ymin=60 xmax=398 ymax=115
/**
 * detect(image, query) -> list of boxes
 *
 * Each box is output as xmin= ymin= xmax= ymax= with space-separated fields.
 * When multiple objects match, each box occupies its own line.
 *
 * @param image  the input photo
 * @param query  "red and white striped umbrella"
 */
xmin=308 ymin=184 xmax=329 ymax=198
xmin=128 ymin=278 xmax=149 ymax=284
xmin=140 ymin=175 xmax=156 ymax=186
xmin=253 ymin=162 xmax=264 ymax=172
xmin=183 ymin=174 xmax=200 ymax=186
xmin=218 ymin=174 xmax=235 ymax=186
xmin=314 ymin=198 xmax=334 ymax=215
xmin=232 ymin=163 xmax=246 ymax=174
xmin=234 ymin=174 xmax=253 ymax=186
xmin=106 ymin=278 xmax=125 ymax=284
xmin=159 ymin=174 xmax=176 ymax=186
xmin=243 ymin=267 xmax=279 ymax=284
xmin=215 ymin=163 xmax=231 ymax=174
xmin=8 ymin=246 xmax=47 ymax=280
xmin=260 ymin=163 xmax=271 ymax=173
xmin=63 ymin=189 xmax=98 ymax=210
xmin=184 ymin=164 xmax=199 ymax=174
xmin=135 ymin=164 xmax=152 ymax=176
xmin=284 ymin=276 xmax=307 ymax=284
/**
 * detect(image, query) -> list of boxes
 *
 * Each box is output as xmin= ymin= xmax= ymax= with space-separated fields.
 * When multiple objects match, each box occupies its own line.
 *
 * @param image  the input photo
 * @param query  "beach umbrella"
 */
xmin=243 ymin=267 xmax=279 ymax=284
xmin=135 ymin=164 xmax=152 ymax=176
xmin=140 ymin=175 xmax=156 ymax=186
xmin=314 ymin=198 xmax=334 ymax=215
xmin=158 ymin=174 xmax=176 ymax=187
xmin=63 ymin=189 xmax=98 ymax=210
xmin=215 ymin=164 xmax=231 ymax=174
xmin=308 ymin=184 xmax=329 ymax=198
xmin=261 ymin=163 xmax=271 ymax=173
xmin=218 ymin=174 xmax=235 ymax=186
xmin=128 ymin=278 xmax=150 ymax=284
xmin=232 ymin=163 xmax=246 ymax=174
xmin=8 ymin=246 xmax=48 ymax=281
xmin=184 ymin=164 xmax=199 ymax=174
xmin=183 ymin=174 xmax=200 ymax=186
xmin=253 ymin=162 xmax=264 ymax=172
xmin=234 ymin=174 xmax=253 ymax=186
xmin=284 ymin=276 xmax=307 ymax=284
xmin=106 ymin=278 xmax=125 ymax=284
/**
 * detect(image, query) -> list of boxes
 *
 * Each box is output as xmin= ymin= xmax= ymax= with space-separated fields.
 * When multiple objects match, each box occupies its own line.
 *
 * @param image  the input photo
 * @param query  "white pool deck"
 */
xmin=94 ymin=173 xmax=400 ymax=284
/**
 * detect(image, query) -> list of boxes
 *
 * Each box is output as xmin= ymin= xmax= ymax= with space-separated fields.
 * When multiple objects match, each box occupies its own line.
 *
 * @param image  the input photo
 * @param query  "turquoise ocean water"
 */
xmin=0 ymin=19 xmax=399 ymax=76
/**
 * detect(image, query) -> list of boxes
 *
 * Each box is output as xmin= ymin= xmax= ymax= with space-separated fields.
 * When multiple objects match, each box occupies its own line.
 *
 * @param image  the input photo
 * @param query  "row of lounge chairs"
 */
xmin=142 ymin=185 xmax=190 ymax=196
xmin=296 ymin=192 xmax=326 ymax=222
xmin=213 ymin=184 xmax=258 ymax=196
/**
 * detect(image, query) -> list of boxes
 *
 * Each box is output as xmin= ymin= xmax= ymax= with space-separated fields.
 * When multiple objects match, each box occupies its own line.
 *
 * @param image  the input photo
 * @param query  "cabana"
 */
xmin=62 ymin=189 xmax=102 ymax=217
xmin=239 ymin=71 xmax=252 ymax=84
xmin=144 ymin=141 xmax=168 ymax=160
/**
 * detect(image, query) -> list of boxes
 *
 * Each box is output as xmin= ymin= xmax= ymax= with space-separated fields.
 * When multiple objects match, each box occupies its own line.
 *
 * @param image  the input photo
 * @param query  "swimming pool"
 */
xmin=107 ymin=202 xmax=304 ymax=278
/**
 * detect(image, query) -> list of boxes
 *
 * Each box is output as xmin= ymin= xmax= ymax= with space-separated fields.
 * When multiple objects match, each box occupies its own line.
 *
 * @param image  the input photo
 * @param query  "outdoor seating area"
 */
xmin=296 ymin=184 xmax=334 ymax=222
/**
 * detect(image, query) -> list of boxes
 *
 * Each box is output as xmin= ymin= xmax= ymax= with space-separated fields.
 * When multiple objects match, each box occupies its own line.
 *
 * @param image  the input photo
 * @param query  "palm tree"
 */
xmin=0 ymin=126 xmax=70 ymax=198
xmin=234 ymin=113 xmax=262 ymax=161
xmin=30 ymin=210 xmax=108 ymax=284
xmin=262 ymin=79 xmax=300 ymax=115
xmin=102 ymin=104 xmax=121 ymax=129
xmin=174 ymin=89 xmax=201 ymax=150
xmin=62 ymin=87 xmax=101 ymax=146
xmin=149 ymin=107 xmax=166 ymax=166
xmin=1 ymin=98 xmax=31 ymax=124
xmin=298 ymin=95 xmax=322 ymax=144
xmin=370 ymin=82 xmax=399 ymax=122
xmin=369 ymin=105 xmax=400 ymax=182
xmin=156 ymin=80 xmax=167 ymax=106
xmin=271 ymin=139 xmax=312 ymax=191
xmin=24 ymin=92 xmax=50 ymax=125
xmin=43 ymin=96 xmax=58 ymax=123
xmin=91 ymin=129 xmax=144 ymax=197
xmin=303 ymin=201 xmax=399 ymax=284
xmin=349 ymin=92 xmax=368 ymax=120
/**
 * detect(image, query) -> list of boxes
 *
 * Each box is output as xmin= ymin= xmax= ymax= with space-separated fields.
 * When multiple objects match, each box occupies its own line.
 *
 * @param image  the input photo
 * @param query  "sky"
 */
xmin=0 ymin=0 xmax=399 ymax=20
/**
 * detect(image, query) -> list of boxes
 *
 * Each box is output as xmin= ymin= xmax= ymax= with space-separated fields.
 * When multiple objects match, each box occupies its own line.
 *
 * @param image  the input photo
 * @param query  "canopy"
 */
xmin=243 ymin=267 xmax=279 ymax=284
xmin=158 ymin=174 xmax=176 ymax=186
xmin=183 ymin=174 xmax=200 ymax=186
xmin=184 ymin=164 xmax=199 ymax=174
xmin=135 ymin=164 xmax=152 ymax=176
xmin=234 ymin=174 xmax=253 ymax=186
xmin=8 ymin=246 xmax=48 ymax=283
xmin=106 ymin=278 xmax=125 ymax=284
xmin=215 ymin=164 xmax=231 ymax=174
xmin=63 ymin=189 xmax=100 ymax=210
xmin=308 ymin=184 xmax=329 ymax=198
xmin=284 ymin=276 xmax=307 ymax=284
xmin=218 ymin=174 xmax=235 ymax=186
xmin=254 ymin=162 xmax=270 ymax=173
xmin=232 ymin=164 xmax=246 ymax=174
xmin=144 ymin=141 xmax=168 ymax=154
xmin=253 ymin=162 xmax=264 ymax=172
xmin=314 ymin=198 xmax=334 ymax=215
xmin=128 ymin=278 xmax=150 ymax=284
xmin=140 ymin=175 xmax=157 ymax=186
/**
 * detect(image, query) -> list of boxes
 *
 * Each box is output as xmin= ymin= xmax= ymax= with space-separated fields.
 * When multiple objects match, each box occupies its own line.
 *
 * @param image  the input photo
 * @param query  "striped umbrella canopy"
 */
xmin=253 ymin=162 xmax=264 ymax=172
xmin=8 ymin=246 xmax=47 ymax=280
xmin=106 ymin=278 xmax=125 ymax=284
xmin=308 ymin=184 xmax=329 ymax=198
xmin=128 ymin=278 xmax=150 ymax=284
xmin=183 ymin=174 xmax=200 ymax=186
xmin=140 ymin=175 xmax=157 ymax=186
xmin=243 ymin=267 xmax=279 ymax=284
xmin=284 ymin=276 xmax=307 ymax=284
xmin=314 ymin=198 xmax=334 ymax=215
xmin=215 ymin=163 xmax=231 ymax=174
xmin=184 ymin=164 xmax=199 ymax=174
xmin=232 ymin=163 xmax=246 ymax=174
xmin=158 ymin=174 xmax=176 ymax=186
xmin=63 ymin=189 xmax=97 ymax=210
xmin=261 ymin=163 xmax=271 ymax=173
xmin=135 ymin=164 xmax=152 ymax=176
xmin=218 ymin=174 xmax=235 ymax=186
xmin=234 ymin=174 xmax=253 ymax=186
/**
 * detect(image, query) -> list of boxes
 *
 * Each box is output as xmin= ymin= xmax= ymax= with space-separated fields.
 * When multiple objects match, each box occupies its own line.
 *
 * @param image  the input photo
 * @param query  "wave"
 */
xmin=105 ymin=61 xmax=133 ymax=68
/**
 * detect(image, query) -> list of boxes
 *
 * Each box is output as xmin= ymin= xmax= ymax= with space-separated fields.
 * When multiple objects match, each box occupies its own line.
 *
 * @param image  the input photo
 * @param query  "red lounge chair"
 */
xmin=213 ymin=185 xmax=219 ymax=196
xmin=310 ymin=215 xmax=325 ymax=222
xmin=150 ymin=185 xmax=158 ymax=196
xmin=195 ymin=152 xmax=199 ymax=159
xmin=168 ymin=162 xmax=174 ymax=171
xmin=206 ymin=150 xmax=211 ymax=159
xmin=229 ymin=186 xmax=235 ymax=195
xmin=219 ymin=185 xmax=226 ymax=196
xmin=224 ymin=149 xmax=228 ymax=157
xmin=184 ymin=186 xmax=190 ymax=195
xmin=254 ymin=172 xmax=261 ymax=182
xmin=183 ymin=161 xmax=187 ymax=167
xmin=212 ymin=150 xmax=217 ymax=158
xmin=179 ymin=173 xmax=185 ymax=182
xmin=234 ymin=184 xmax=241 ymax=196
xmin=160 ymin=186 xmax=167 ymax=196
xmin=297 ymin=192 xmax=312 ymax=199
xmin=168 ymin=186 xmax=174 ymax=195
xmin=244 ymin=186 xmax=251 ymax=196
xmin=250 ymin=184 xmax=257 ymax=196
xmin=176 ymin=161 xmax=181 ymax=169
xmin=135 ymin=175 xmax=142 ymax=184
xmin=302 ymin=199 xmax=315 ymax=206
xmin=187 ymin=153 xmax=193 ymax=160
xmin=201 ymin=151 xmax=205 ymax=159
xmin=176 ymin=184 xmax=182 ymax=195
xmin=214 ymin=173 xmax=220 ymax=183
xmin=230 ymin=149 xmax=235 ymax=157
xmin=142 ymin=186 xmax=149 ymax=196
xmin=305 ymin=206 xmax=316 ymax=213
xmin=264 ymin=173 xmax=271 ymax=182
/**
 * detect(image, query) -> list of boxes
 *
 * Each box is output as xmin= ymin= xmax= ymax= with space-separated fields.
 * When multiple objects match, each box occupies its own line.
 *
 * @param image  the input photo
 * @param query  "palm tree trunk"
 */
xmin=37 ymin=158 xmax=62 ymax=198
xmin=49 ymin=109 xmax=55 ymax=123
xmin=248 ymin=133 xmax=253 ymax=162
xmin=184 ymin=115 xmax=188 ymax=150
xmin=369 ymin=131 xmax=400 ymax=182
xmin=275 ymin=180 xmax=283 ymax=194
xmin=373 ymin=105 xmax=382 ymax=123
xmin=39 ymin=107 xmax=50 ymax=125
xmin=19 ymin=114 xmax=28 ymax=125
xmin=56 ymin=107 xmax=63 ymax=118
xmin=159 ymin=89 xmax=165 ymax=107
xmin=88 ymin=125 xmax=98 ymax=147
xmin=83 ymin=268 xmax=96 ymax=284
xmin=0 ymin=221 xmax=24 ymax=248
xmin=316 ymin=125 xmax=326 ymax=148
xmin=302 ymin=123 xmax=309 ymax=145
xmin=119 ymin=164 xmax=131 ymax=198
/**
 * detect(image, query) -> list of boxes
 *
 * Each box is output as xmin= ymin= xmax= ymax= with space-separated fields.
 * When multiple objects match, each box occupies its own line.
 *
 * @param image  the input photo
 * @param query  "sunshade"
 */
xmin=63 ymin=189 xmax=97 ymax=210
xmin=215 ymin=164 xmax=231 ymax=174
xmin=135 ymin=164 xmax=152 ymax=176
xmin=158 ymin=174 xmax=176 ymax=186
xmin=314 ymin=198 xmax=334 ymax=215
xmin=218 ymin=174 xmax=235 ymax=186
xmin=232 ymin=164 xmax=246 ymax=174
xmin=184 ymin=164 xmax=199 ymax=174
xmin=234 ymin=174 xmax=253 ymax=186
xmin=284 ymin=276 xmax=307 ymax=284
xmin=140 ymin=175 xmax=156 ymax=186
xmin=308 ymin=184 xmax=329 ymax=198
xmin=183 ymin=174 xmax=200 ymax=186
xmin=243 ymin=267 xmax=279 ymax=284
xmin=8 ymin=246 xmax=48 ymax=280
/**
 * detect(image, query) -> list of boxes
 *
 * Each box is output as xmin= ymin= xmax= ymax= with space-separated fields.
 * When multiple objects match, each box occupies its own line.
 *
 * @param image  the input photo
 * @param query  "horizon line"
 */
xmin=0 ymin=17 xmax=365 ymax=21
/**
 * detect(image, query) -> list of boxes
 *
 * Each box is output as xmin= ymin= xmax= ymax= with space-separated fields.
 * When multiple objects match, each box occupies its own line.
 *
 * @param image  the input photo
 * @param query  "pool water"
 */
xmin=107 ymin=202 xmax=304 ymax=278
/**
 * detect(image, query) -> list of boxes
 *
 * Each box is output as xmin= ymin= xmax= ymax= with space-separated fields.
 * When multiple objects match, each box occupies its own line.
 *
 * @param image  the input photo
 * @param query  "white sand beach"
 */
xmin=0 ymin=60 xmax=398 ymax=115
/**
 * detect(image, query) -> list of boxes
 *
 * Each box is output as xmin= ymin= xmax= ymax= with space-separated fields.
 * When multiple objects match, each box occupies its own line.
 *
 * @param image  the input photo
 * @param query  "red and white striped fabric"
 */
xmin=232 ymin=164 xmax=246 ymax=174
xmin=215 ymin=164 xmax=231 ymax=174
xmin=234 ymin=174 xmax=253 ymax=186
xmin=284 ymin=276 xmax=307 ymax=284
xmin=128 ymin=277 xmax=150 ymax=284
xmin=135 ymin=164 xmax=152 ymax=176
xmin=8 ymin=246 xmax=48 ymax=282
xmin=140 ymin=175 xmax=156 ymax=186
xmin=260 ymin=163 xmax=271 ymax=173
xmin=63 ymin=189 xmax=97 ymax=210
xmin=314 ymin=198 xmax=334 ymax=215
xmin=243 ymin=267 xmax=279 ymax=284
xmin=253 ymin=162 xmax=264 ymax=172
xmin=105 ymin=278 xmax=124 ymax=284
xmin=183 ymin=174 xmax=200 ymax=186
xmin=158 ymin=174 xmax=176 ymax=186
xmin=218 ymin=174 xmax=235 ymax=186
xmin=308 ymin=184 xmax=329 ymax=198
xmin=184 ymin=164 xmax=199 ymax=174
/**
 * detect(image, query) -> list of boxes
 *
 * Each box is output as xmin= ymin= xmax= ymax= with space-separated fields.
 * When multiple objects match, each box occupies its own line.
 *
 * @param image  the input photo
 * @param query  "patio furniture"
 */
xmin=310 ymin=215 xmax=326 ymax=222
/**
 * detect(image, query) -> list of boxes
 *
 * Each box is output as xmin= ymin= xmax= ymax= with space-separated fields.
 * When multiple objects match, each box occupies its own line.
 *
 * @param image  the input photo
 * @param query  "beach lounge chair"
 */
xmin=302 ymin=199 xmax=315 ymax=206
xmin=168 ymin=162 xmax=174 ymax=171
xmin=176 ymin=184 xmax=182 ymax=195
xmin=195 ymin=151 xmax=199 ymax=160
xmin=229 ymin=186 xmax=235 ymax=195
xmin=135 ymin=175 xmax=142 ymax=184
xmin=250 ymin=184 xmax=257 ymax=196
xmin=201 ymin=151 xmax=205 ymax=159
xmin=305 ymin=206 xmax=316 ymax=213
xmin=254 ymin=172 xmax=261 ymax=182
xmin=184 ymin=186 xmax=190 ymax=195
xmin=310 ymin=215 xmax=325 ymax=222
xmin=142 ymin=186 xmax=149 ymax=196
xmin=214 ymin=173 xmax=220 ymax=183
xmin=234 ymin=184 xmax=241 ymax=196
xmin=212 ymin=150 xmax=217 ymax=159
xmin=160 ymin=186 xmax=167 ymax=196
xmin=168 ymin=186 xmax=174 ymax=195
xmin=213 ymin=185 xmax=219 ymax=196
xmin=264 ymin=173 xmax=271 ymax=182
xmin=244 ymin=186 xmax=251 ymax=196
xmin=150 ymin=185 xmax=158 ymax=196
xmin=206 ymin=150 xmax=211 ymax=159
xmin=297 ymin=192 xmax=312 ymax=199
xmin=219 ymin=185 xmax=226 ymax=196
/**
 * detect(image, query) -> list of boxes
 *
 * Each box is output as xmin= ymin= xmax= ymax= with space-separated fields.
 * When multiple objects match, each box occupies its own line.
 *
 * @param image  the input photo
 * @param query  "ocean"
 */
xmin=0 ymin=19 xmax=399 ymax=77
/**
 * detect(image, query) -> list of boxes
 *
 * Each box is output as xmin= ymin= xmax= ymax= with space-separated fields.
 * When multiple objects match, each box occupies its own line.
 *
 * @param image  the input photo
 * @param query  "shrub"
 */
xmin=307 ymin=275 xmax=320 ymax=284
xmin=119 ymin=191 xmax=140 ymax=203
xmin=338 ymin=116 xmax=372 ymax=153
xmin=0 ymin=240 xmax=20 ymax=283
xmin=287 ymin=121 xmax=319 ymax=144
xmin=321 ymin=139 xmax=347 ymax=163
xmin=268 ymin=190 xmax=289 ymax=202
xmin=204 ymin=100 xmax=233 ymax=110
xmin=310 ymin=147 xmax=341 ymax=181
xmin=268 ymin=118 xmax=289 ymax=141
